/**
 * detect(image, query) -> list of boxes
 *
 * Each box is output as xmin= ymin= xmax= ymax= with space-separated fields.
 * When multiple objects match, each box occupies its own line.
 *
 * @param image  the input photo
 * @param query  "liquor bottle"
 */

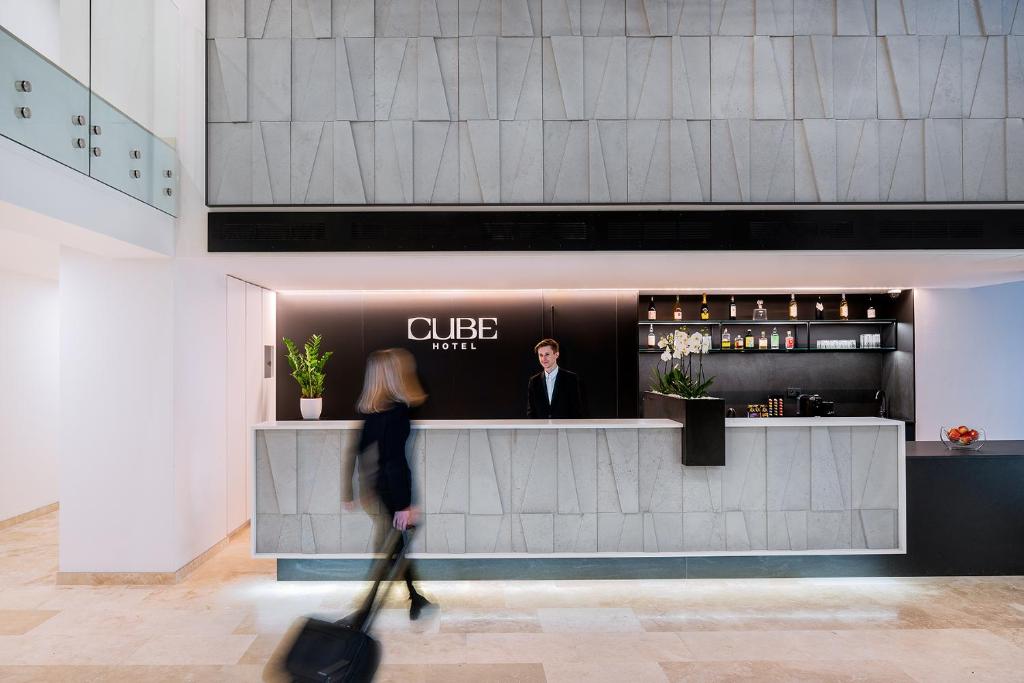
xmin=701 ymin=327 xmax=712 ymax=352
xmin=744 ymin=329 xmax=754 ymax=350
xmin=647 ymin=324 xmax=656 ymax=347
xmin=722 ymin=327 xmax=732 ymax=350
xmin=758 ymin=330 xmax=768 ymax=350
xmin=788 ymin=294 xmax=798 ymax=320
xmin=839 ymin=293 xmax=849 ymax=320
xmin=729 ymin=295 xmax=737 ymax=320
xmin=673 ymin=295 xmax=683 ymax=321
xmin=785 ymin=329 xmax=795 ymax=350
xmin=647 ymin=297 xmax=657 ymax=320
xmin=815 ymin=296 xmax=824 ymax=320
xmin=699 ymin=293 xmax=710 ymax=320
xmin=753 ymin=299 xmax=768 ymax=320
xmin=734 ymin=331 xmax=744 ymax=350
xmin=770 ymin=327 xmax=780 ymax=350
xmin=866 ymin=296 xmax=876 ymax=319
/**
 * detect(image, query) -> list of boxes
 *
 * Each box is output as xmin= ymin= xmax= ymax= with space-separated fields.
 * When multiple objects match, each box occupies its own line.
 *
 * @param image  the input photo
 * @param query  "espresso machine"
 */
xmin=797 ymin=393 xmax=836 ymax=417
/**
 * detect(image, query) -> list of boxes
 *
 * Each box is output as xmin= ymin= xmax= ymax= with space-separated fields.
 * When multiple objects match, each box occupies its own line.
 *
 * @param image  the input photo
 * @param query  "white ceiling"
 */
xmin=215 ymin=249 xmax=1024 ymax=292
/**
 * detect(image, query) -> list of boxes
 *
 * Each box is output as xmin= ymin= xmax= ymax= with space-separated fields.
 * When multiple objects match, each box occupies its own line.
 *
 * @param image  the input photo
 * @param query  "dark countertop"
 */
xmin=907 ymin=440 xmax=1024 ymax=458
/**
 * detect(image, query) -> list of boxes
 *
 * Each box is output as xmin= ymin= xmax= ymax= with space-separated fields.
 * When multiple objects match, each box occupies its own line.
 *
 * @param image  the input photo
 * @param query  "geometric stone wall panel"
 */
xmin=467 ymin=514 xmax=513 ymax=552
xmin=589 ymin=120 xmax=628 ymax=202
xmin=209 ymin=38 xmax=248 ymax=123
xmin=512 ymin=513 xmax=555 ymax=552
xmin=462 ymin=120 xmax=501 ymax=202
xmin=878 ymin=36 xmax=920 ymax=119
xmin=725 ymin=510 xmax=767 ymax=551
xmin=469 ymin=430 xmax=513 ymax=515
xmin=682 ymin=465 xmax=722 ymax=512
xmin=585 ymin=37 xmax=628 ymax=119
xmin=643 ymin=512 xmax=683 ymax=552
xmin=809 ymin=426 xmax=851 ymax=512
xmin=334 ymin=0 xmax=376 ymax=37
xmin=558 ymin=429 xmax=599 ymax=514
xmin=627 ymin=120 xmax=671 ymax=201
xmin=209 ymin=123 xmax=254 ymax=204
xmin=807 ymin=510 xmax=852 ymax=549
xmin=597 ymin=429 xmax=639 ymax=513
xmin=924 ymin=118 xmax=963 ymax=201
xmin=543 ymin=36 xmax=585 ymax=119
xmin=511 ymin=429 xmax=558 ymax=513
xmin=963 ymin=118 xmax=1007 ymax=200
xmin=297 ymin=429 xmax=343 ymax=514
xmin=920 ymin=36 xmax=961 ymax=118
xmin=963 ymin=37 xmax=1006 ymax=118
xmin=711 ymin=0 xmax=755 ymax=36
xmin=597 ymin=512 xmax=644 ymax=551
xmin=460 ymin=37 xmax=499 ymax=119
xmin=879 ymin=119 xmax=925 ymax=201
xmin=294 ymin=0 xmax=332 ymax=38
xmin=460 ymin=0 xmax=500 ymax=36
xmin=501 ymin=119 xmax=544 ymax=201
xmin=711 ymin=37 xmax=753 ymax=118
xmin=833 ymin=37 xmax=876 ymax=118
xmin=292 ymin=121 xmax=335 ymax=202
xmin=424 ymin=430 xmax=470 ymax=513
xmin=767 ymin=510 xmax=808 ymax=550
xmin=851 ymin=426 xmax=899 ymax=510
xmin=853 ymin=509 xmax=897 ymax=549
xmin=710 ymin=118 xmax=750 ymax=202
xmin=877 ymin=0 xmax=915 ymax=35
xmin=836 ymin=119 xmax=880 ymax=201
xmin=794 ymin=118 xmax=837 ymax=201
xmin=546 ymin=120 xmax=590 ymax=202
xmin=683 ymin=511 xmax=726 ymax=551
xmin=721 ymin=426 xmax=767 ymax=511
xmin=414 ymin=121 xmax=460 ymax=202
xmin=248 ymin=0 xmax=292 ymax=38
xmin=794 ymin=0 xmax=835 ymax=35
xmin=628 ymin=37 xmax=672 ymax=119
xmin=544 ymin=0 xmax=583 ymax=35
xmin=377 ymin=0 xmax=459 ymax=37
xmin=582 ymin=0 xmax=626 ymax=36
xmin=249 ymin=39 xmax=291 ymax=121
xmin=334 ymin=120 xmax=374 ymax=203
xmin=755 ymin=0 xmax=794 ymax=36
xmin=753 ymin=36 xmax=793 ymax=119
xmin=555 ymin=513 xmax=598 ymax=551
xmin=672 ymin=37 xmax=711 ymax=119
xmin=502 ymin=0 xmax=543 ymax=36
xmin=498 ymin=37 xmax=542 ymax=119
xmin=212 ymin=0 xmax=1024 ymax=205
xmin=750 ymin=120 xmax=795 ymax=201
xmin=670 ymin=119 xmax=711 ymax=201
xmin=336 ymin=38 xmax=374 ymax=120
xmin=638 ymin=429 xmax=682 ymax=512
xmin=836 ymin=0 xmax=874 ymax=36
xmin=211 ymin=0 xmax=245 ymax=38
xmin=254 ymin=121 xmax=291 ymax=203
xmin=293 ymin=39 xmax=336 ymax=122
xmin=375 ymin=120 xmax=414 ymax=202
xmin=795 ymin=36 xmax=832 ymax=119
xmin=766 ymin=427 xmax=810 ymax=512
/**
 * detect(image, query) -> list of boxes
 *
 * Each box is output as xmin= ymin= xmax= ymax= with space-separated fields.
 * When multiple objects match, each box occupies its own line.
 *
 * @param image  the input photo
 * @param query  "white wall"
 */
xmin=916 ymin=281 xmax=1024 ymax=441
xmin=0 ymin=265 xmax=59 ymax=522
xmin=58 ymin=247 xmax=176 ymax=572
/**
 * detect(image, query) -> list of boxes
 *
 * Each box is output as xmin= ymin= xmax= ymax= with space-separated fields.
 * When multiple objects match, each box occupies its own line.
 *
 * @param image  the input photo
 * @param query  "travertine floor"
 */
xmin=1 ymin=512 xmax=1023 ymax=682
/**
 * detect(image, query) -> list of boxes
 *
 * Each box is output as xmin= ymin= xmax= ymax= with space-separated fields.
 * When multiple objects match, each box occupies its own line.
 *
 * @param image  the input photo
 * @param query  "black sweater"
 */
xmin=357 ymin=403 xmax=414 ymax=513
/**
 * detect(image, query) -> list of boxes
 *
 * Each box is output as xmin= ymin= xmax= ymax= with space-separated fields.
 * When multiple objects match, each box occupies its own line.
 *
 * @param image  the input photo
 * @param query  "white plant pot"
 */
xmin=300 ymin=398 xmax=322 ymax=420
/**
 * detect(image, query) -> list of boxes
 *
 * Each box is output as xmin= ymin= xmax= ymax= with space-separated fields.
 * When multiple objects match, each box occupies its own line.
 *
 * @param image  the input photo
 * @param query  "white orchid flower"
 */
xmin=701 ymin=335 xmax=712 ymax=354
xmin=660 ymin=349 xmax=671 ymax=361
xmin=657 ymin=338 xmax=667 ymax=348
xmin=673 ymin=346 xmax=685 ymax=359
xmin=688 ymin=333 xmax=703 ymax=353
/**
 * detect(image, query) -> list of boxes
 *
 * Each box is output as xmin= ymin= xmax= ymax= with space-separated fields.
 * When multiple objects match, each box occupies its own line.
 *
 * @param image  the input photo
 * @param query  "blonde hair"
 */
xmin=356 ymin=348 xmax=427 ymax=414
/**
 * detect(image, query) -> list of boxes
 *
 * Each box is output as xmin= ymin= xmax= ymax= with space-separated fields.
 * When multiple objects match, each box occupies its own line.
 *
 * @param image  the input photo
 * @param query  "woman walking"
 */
xmin=351 ymin=348 xmax=433 ymax=620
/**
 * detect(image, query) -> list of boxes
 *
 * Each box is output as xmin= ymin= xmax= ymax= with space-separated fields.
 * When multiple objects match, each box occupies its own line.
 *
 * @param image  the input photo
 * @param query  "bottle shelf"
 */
xmin=640 ymin=319 xmax=895 ymax=326
xmin=639 ymin=347 xmax=897 ymax=354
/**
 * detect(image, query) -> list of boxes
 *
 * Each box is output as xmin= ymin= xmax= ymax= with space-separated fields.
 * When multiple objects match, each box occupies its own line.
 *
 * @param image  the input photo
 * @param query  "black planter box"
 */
xmin=641 ymin=392 xmax=726 ymax=466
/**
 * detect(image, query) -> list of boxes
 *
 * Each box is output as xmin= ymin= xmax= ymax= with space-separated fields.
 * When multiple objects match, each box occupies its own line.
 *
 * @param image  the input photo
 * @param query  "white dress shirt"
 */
xmin=544 ymin=366 xmax=558 ymax=403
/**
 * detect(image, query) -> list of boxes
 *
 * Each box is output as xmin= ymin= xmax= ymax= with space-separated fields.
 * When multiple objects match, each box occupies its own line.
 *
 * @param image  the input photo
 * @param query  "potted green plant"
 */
xmin=283 ymin=334 xmax=333 ymax=420
xmin=642 ymin=328 xmax=725 ymax=466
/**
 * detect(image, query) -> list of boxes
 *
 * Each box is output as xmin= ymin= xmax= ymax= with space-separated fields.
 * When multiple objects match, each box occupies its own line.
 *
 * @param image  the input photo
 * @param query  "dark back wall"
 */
xmin=276 ymin=291 xmax=638 ymax=420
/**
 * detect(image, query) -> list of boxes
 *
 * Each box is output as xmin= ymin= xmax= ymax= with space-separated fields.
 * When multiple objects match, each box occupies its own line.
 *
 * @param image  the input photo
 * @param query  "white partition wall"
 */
xmin=226 ymin=276 xmax=275 ymax=531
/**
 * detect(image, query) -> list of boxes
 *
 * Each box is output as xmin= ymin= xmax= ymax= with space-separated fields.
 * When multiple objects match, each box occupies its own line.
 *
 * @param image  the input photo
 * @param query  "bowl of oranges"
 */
xmin=940 ymin=425 xmax=984 ymax=451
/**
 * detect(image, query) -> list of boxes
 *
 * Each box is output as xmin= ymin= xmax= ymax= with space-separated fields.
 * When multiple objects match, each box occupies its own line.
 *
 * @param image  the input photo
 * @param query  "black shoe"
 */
xmin=409 ymin=595 xmax=433 ymax=621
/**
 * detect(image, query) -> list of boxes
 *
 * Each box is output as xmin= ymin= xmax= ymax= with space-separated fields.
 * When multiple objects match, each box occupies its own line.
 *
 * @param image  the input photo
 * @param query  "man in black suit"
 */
xmin=527 ymin=338 xmax=586 ymax=419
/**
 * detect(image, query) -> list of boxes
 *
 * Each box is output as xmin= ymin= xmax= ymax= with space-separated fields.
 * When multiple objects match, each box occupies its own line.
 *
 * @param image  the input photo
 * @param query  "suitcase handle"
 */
xmin=345 ymin=526 xmax=416 ymax=632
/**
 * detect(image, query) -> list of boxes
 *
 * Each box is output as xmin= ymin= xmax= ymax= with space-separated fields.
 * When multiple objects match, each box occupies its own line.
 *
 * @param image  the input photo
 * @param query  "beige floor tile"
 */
xmin=122 ymin=634 xmax=257 ymax=665
xmin=376 ymin=663 xmax=547 ymax=682
xmin=0 ymin=610 xmax=59 ymax=635
xmin=545 ymin=661 xmax=669 ymax=683
xmin=660 ymin=659 xmax=915 ymax=682
xmin=439 ymin=608 xmax=542 ymax=633
xmin=537 ymin=607 xmax=643 ymax=632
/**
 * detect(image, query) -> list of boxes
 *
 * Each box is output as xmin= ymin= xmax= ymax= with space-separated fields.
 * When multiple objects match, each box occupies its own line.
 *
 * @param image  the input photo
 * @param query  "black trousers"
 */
xmin=358 ymin=526 xmax=420 ymax=619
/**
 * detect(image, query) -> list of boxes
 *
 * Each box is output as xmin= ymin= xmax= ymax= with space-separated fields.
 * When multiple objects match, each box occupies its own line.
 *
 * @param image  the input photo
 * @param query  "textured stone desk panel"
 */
xmin=254 ymin=424 xmax=900 ymax=555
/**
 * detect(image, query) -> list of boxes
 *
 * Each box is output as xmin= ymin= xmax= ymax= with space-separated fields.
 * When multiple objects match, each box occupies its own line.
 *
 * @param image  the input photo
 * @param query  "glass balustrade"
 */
xmin=0 ymin=0 xmax=177 ymax=216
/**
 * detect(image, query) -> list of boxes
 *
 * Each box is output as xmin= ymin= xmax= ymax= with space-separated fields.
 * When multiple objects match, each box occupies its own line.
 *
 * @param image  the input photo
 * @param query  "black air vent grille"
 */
xmin=678 ymin=222 xmax=713 ymax=239
xmin=219 ymin=223 xmax=326 ymax=241
xmin=820 ymin=221 xmax=855 ymax=238
xmin=483 ymin=223 xmax=516 ymax=240
xmin=554 ymin=222 xmax=588 ymax=239
xmin=643 ymin=224 xmax=677 ymax=240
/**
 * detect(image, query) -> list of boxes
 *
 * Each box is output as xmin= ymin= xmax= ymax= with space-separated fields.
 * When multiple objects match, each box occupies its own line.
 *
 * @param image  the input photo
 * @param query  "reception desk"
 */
xmin=253 ymin=417 xmax=905 ymax=562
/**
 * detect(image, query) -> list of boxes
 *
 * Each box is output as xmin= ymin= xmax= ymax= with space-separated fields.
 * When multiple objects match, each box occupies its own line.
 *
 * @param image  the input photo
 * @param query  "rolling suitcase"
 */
xmin=266 ymin=527 xmax=414 ymax=683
